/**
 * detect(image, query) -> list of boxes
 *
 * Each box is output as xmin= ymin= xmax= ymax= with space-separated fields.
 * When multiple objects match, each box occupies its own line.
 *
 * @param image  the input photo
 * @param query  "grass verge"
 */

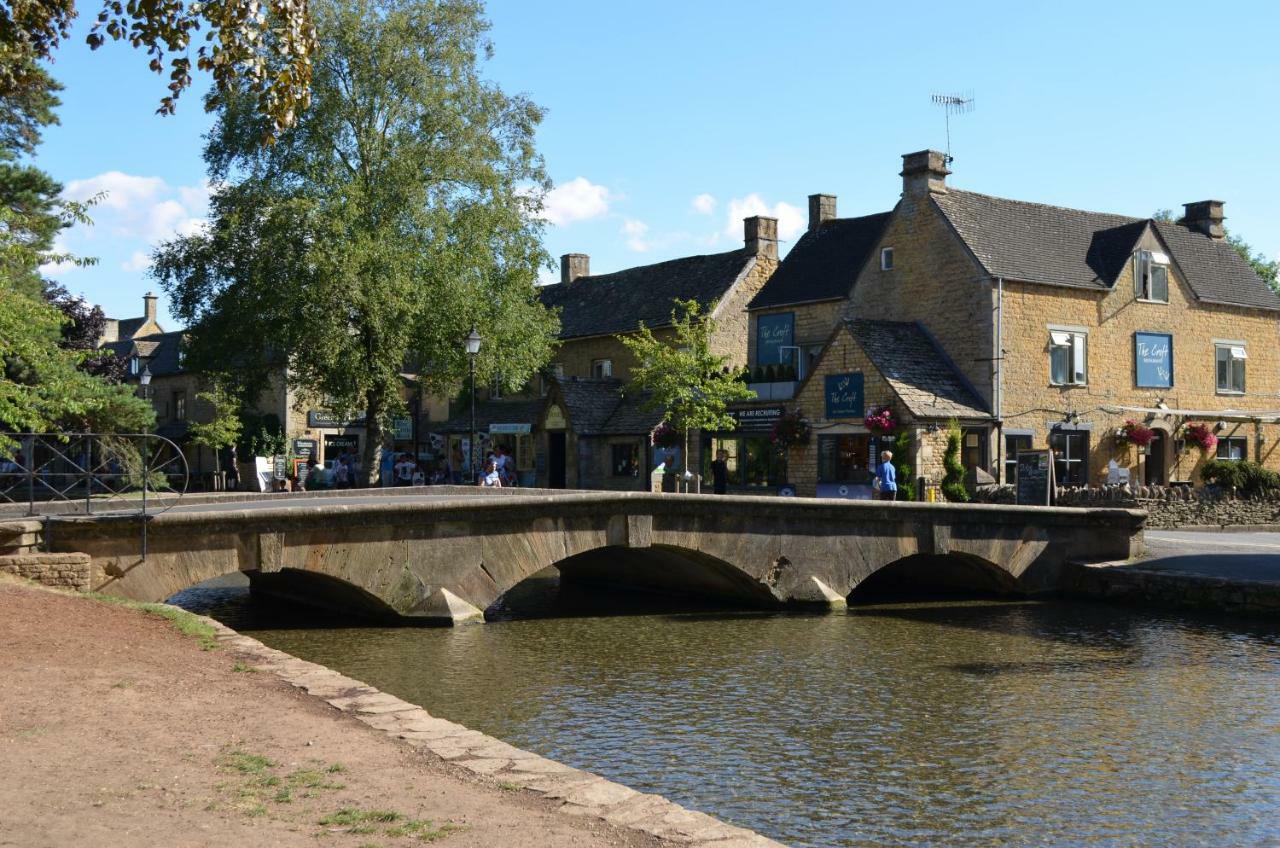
xmin=84 ymin=591 xmax=219 ymax=650
xmin=319 ymin=808 xmax=462 ymax=841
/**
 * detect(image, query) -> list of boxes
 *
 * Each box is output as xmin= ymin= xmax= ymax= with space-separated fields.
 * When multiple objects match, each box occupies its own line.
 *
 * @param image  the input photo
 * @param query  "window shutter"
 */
xmin=1134 ymin=252 xmax=1146 ymax=298
xmin=1071 ymin=334 xmax=1087 ymax=383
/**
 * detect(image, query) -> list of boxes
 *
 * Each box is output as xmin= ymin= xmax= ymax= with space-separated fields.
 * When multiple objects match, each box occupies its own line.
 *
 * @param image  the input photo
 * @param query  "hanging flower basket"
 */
xmin=651 ymin=421 xmax=681 ymax=448
xmin=1184 ymin=422 xmax=1218 ymax=453
xmin=1115 ymin=419 xmax=1155 ymax=449
xmin=864 ymin=405 xmax=897 ymax=435
xmin=770 ymin=410 xmax=811 ymax=451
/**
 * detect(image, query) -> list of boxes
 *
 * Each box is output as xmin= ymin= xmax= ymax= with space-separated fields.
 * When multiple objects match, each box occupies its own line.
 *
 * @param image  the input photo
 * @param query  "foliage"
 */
xmin=153 ymin=0 xmax=559 ymax=485
xmin=1199 ymin=459 xmax=1280 ymax=498
xmin=238 ymin=412 xmax=285 ymax=457
xmin=1183 ymin=422 xmax=1217 ymax=453
xmin=1 ymin=0 xmax=314 ymax=136
xmin=650 ymin=421 xmax=681 ymax=448
xmin=1116 ymin=419 xmax=1155 ymax=449
xmin=42 ymin=281 xmax=124 ymax=381
xmin=187 ymin=380 xmax=243 ymax=470
xmin=864 ymin=405 xmax=896 ymax=435
xmin=941 ymin=418 xmax=969 ymax=502
xmin=620 ymin=298 xmax=755 ymax=471
xmin=769 ymin=409 xmax=810 ymax=452
xmin=892 ymin=429 xmax=915 ymax=501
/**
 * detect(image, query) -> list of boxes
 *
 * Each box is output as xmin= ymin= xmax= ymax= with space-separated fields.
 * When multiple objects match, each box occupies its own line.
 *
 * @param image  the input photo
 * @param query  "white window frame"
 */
xmin=591 ymin=359 xmax=613 ymax=378
xmin=1214 ymin=341 xmax=1247 ymax=394
xmin=1048 ymin=327 xmax=1088 ymax=386
xmin=1216 ymin=436 xmax=1249 ymax=462
xmin=880 ymin=247 xmax=894 ymax=271
xmin=1134 ymin=250 xmax=1170 ymax=303
xmin=129 ymin=356 xmax=140 ymax=376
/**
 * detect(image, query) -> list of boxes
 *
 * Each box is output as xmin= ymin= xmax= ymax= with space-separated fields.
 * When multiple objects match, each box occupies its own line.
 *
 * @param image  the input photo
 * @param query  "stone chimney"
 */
xmin=808 ymin=194 xmax=837 ymax=231
xmin=744 ymin=216 xmax=778 ymax=259
xmin=900 ymin=150 xmax=951 ymax=197
xmin=143 ymin=291 xmax=158 ymax=323
xmin=560 ymin=253 xmax=590 ymax=283
xmin=1182 ymin=200 xmax=1225 ymax=239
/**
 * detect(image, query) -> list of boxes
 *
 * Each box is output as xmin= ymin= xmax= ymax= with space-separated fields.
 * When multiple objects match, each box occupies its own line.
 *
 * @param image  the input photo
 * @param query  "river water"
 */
xmin=173 ymin=578 xmax=1280 ymax=848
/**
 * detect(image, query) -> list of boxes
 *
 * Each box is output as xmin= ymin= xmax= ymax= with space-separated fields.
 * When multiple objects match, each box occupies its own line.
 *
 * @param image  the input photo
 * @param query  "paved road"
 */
xmin=1137 ymin=529 xmax=1280 ymax=583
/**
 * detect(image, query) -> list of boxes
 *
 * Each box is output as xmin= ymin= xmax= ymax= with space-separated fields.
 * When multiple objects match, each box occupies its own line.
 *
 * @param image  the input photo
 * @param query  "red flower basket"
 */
xmin=1116 ymin=419 xmax=1155 ymax=448
xmin=651 ymin=422 xmax=681 ymax=448
xmin=1184 ymin=422 xmax=1218 ymax=453
xmin=864 ymin=405 xmax=896 ymax=435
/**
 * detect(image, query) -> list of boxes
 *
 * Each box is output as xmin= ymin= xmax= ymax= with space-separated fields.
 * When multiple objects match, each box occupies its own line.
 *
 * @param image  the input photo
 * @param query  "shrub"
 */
xmin=941 ymin=419 xmax=969 ymax=502
xmin=892 ymin=429 xmax=915 ymax=501
xmin=1200 ymin=459 xmax=1280 ymax=498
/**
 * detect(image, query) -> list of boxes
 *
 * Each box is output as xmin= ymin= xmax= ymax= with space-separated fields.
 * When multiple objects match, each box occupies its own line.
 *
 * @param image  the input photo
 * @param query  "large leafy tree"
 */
xmin=154 ymin=0 xmax=559 ymax=485
xmin=620 ymin=299 xmax=754 ymax=475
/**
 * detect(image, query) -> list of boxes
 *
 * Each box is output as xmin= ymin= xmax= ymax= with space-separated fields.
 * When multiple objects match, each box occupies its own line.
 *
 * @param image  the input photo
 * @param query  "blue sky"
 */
xmin=37 ymin=0 xmax=1280 ymax=328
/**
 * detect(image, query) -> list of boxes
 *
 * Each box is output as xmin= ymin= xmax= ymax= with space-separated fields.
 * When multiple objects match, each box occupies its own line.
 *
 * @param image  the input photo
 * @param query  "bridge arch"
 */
xmin=846 ymin=552 xmax=1019 ymax=602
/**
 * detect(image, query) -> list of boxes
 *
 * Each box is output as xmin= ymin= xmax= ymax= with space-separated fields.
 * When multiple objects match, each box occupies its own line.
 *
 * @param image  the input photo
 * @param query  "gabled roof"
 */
xmin=115 ymin=316 xmax=151 ymax=339
xmin=847 ymin=319 xmax=989 ymax=420
xmin=102 ymin=330 xmax=187 ymax=377
xmin=553 ymin=377 xmax=661 ymax=436
xmin=934 ymin=189 xmax=1280 ymax=310
xmin=538 ymin=249 xmax=754 ymax=339
xmin=748 ymin=212 xmax=892 ymax=310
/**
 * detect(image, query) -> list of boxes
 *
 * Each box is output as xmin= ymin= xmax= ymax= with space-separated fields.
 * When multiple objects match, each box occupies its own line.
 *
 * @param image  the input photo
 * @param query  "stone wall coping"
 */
xmin=47 ymin=490 xmax=1147 ymax=535
xmin=0 ymin=552 xmax=88 ymax=564
xmin=0 ymin=519 xmax=45 ymax=534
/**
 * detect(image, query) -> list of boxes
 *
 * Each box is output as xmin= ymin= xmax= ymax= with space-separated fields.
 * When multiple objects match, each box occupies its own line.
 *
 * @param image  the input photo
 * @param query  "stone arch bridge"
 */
xmin=48 ymin=491 xmax=1144 ymax=624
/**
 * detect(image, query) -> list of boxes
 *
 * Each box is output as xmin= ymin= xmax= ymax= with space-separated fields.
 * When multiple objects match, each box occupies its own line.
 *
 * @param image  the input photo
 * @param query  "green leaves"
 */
xmin=620 ymin=298 xmax=754 ymax=441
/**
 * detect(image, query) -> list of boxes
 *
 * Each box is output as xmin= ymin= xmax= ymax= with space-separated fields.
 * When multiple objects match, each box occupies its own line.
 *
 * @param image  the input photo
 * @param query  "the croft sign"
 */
xmin=825 ymin=372 xmax=865 ymax=419
xmin=1134 ymin=332 xmax=1173 ymax=388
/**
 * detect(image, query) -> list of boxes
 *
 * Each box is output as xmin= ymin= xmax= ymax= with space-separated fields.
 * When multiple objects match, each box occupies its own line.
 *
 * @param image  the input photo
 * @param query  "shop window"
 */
xmin=516 ymin=434 xmax=534 ymax=471
xmin=592 ymin=359 xmax=613 ymax=378
xmin=702 ymin=435 xmax=779 ymax=487
xmin=611 ymin=442 xmax=640 ymax=477
xmin=817 ymin=434 xmax=875 ymax=484
xmin=1134 ymin=250 xmax=1170 ymax=302
xmin=1215 ymin=344 xmax=1246 ymax=394
xmin=1050 ymin=430 xmax=1089 ymax=486
xmin=880 ymin=247 xmax=894 ymax=270
xmin=1004 ymin=434 xmax=1033 ymax=484
xmin=1216 ymin=437 xmax=1249 ymax=462
xmin=1049 ymin=330 xmax=1087 ymax=385
xmin=702 ymin=437 xmax=740 ymax=485
xmin=798 ymin=343 xmax=824 ymax=380
xmin=173 ymin=390 xmax=186 ymax=421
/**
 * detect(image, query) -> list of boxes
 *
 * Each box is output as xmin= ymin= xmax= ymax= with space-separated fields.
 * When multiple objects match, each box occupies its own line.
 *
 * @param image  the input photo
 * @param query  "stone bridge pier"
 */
xmin=48 ymin=492 xmax=1145 ymax=625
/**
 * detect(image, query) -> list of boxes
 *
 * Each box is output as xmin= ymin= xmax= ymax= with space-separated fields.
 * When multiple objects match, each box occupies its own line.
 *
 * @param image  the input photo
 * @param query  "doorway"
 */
xmin=548 ymin=432 xmax=567 ymax=489
xmin=1144 ymin=429 xmax=1167 ymax=486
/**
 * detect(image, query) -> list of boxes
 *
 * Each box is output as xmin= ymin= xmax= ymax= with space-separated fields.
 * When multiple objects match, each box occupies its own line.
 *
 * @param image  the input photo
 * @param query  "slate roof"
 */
xmin=433 ymin=398 xmax=547 ymax=434
xmin=115 ymin=317 xmax=150 ymax=339
xmin=847 ymin=319 xmax=990 ymax=420
xmin=102 ymin=331 xmax=187 ymax=377
xmin=597 ymin=391 xmax=662 ymax=436
xmin=552 ymin=377 xmax=661 ymax=436
xmin=934 ymin=189 xmax=1280 ymax=310
xmin=748 ymin=213 xmax=892 ymax=310
xmin=538 ymin=249 xmax=754 ymax=339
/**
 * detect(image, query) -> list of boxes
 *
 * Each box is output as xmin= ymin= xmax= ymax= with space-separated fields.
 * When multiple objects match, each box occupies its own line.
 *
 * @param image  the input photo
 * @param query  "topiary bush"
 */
xmin=892 ymin=429 xmax=915 ymax=501
xmin=941 ymin=418 xmax=969 ymax=502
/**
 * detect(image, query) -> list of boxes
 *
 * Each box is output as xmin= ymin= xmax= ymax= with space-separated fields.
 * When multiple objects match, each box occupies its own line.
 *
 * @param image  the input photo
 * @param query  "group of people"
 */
xmin=391 ymin=453 xmax=451 ymax=487
xmin=704 ymin=448 xmax=899 ymax=500
xmin=478 ymin=445 xmax=519 ymax=488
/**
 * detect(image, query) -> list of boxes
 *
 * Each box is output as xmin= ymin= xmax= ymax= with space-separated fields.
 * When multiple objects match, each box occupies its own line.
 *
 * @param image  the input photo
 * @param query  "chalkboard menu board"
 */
xmin=1015 ymin=449 xmax=1054 ymax=506
xmin=1134 ymin=332 xmax=1173 ymax=388
xmin=825 ymin=372 xmax=865 ymax=419
xmin=756 ymin=313 xmax=794 ymax=365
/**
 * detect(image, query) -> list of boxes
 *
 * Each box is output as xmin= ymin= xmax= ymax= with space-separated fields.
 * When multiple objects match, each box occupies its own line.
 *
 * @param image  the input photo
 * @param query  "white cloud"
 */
xmin=64 ymin=172 xmax=165 ymax=211
xmin=621 ymin=218 xmax=651 ymax=252
xmin=723 ymin=194 xmax=805 ymax=244
xmin=542 ymin=177 xmax=612 ymax=226
xmin=57 ymin=171 xmax=212 ymax=249
xmin=121 ymin=251 xmax=150 ymax=273
xmin=691 ymin=193 xmax=717 ymax=215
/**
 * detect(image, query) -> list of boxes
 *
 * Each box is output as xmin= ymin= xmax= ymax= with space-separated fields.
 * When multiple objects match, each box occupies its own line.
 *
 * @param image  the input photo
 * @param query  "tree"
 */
xmin=940 ymin=419 xmax=969 ymax=503
xmin=1 ymin=0 xmax=314 ymax=135
xmin=1151 ymin=208 xmax=1278 ymax=293
xmin=187 ymin=380 xmax=242 ymax=474
xmin=42 ymin=281 xmax=125 ymax=381
xmin=620 ymin=299 xmax=755 ymax=476
xmin=154 ymin=0 xmax=559 ymax=485
xmin=892 ymin=429 xmax=915 ymax=502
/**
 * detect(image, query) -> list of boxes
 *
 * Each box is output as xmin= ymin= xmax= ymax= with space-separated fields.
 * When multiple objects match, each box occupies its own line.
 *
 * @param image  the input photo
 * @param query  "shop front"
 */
xmin=702 ymin=405 xmax=788 ymax=493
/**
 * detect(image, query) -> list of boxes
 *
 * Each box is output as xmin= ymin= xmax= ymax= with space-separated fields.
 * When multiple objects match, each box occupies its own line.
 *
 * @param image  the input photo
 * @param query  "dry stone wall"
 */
xmin=0 ymin=553 xmax=90 ymax=592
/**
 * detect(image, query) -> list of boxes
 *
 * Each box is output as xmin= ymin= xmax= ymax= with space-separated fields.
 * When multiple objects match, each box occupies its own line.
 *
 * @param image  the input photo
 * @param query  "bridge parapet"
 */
xmin=48 ymin=492 xmax=1145 ymax=624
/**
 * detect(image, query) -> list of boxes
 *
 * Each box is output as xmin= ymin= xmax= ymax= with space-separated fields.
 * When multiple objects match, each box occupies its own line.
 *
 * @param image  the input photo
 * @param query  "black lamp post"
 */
xmin=464 ymin=328 xmax=482 ymax=482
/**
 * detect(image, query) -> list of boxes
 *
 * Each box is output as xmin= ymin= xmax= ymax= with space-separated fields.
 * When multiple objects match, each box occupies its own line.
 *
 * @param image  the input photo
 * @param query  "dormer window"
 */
xmin=1135 ymin=250 xmax=1170 ymax=303
xmin=880 ymin=247 xmax=894 ymax=271
xmin=129 ymin=356 xmax=141 ymax=376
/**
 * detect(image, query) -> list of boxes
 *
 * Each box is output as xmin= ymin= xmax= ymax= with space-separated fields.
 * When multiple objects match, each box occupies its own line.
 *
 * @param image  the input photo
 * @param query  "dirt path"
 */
xmin=0 ymin=579 xmax=667 ymax=848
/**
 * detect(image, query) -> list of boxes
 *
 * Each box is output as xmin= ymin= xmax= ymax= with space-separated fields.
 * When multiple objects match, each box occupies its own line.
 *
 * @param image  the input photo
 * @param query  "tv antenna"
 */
xmin=931 ymin=92 xmax=975 ymax=164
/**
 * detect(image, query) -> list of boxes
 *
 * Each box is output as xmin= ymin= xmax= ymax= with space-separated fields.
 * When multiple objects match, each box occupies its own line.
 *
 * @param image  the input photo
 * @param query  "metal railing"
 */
xmin=0 ymin=433 xmax=189 ymax=518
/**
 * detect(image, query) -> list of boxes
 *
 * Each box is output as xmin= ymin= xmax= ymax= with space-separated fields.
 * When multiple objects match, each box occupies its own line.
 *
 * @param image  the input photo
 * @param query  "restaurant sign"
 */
xmin=756 ymin=312 xmax=795 ymax=365
xmin=307 ymin=409 xmax=368 ymax=428
xmin=1134 ymin=331 xmax=1173 ymax=388
xmin=824 ymin=372 xmax=865 ymax=419
xmin=490 ymin=422 xmax=532 ymax=435
xmin=727 ymin=406 xmax=785 ymax=433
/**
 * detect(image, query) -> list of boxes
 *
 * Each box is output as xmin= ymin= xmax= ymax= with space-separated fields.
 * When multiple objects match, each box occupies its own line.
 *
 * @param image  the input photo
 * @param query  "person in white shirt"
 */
xmin=411 ymin=465 xmax=425 ymax=486
xmin=393 ymin=454 xmax=416 ymax=486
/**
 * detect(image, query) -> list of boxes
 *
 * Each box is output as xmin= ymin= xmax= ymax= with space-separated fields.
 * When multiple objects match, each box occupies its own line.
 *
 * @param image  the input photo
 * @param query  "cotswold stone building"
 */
xmin=434 ymin=216 xmax=781 ymax=487
xmin=758 ymin=150 xmax=1280 ymax=496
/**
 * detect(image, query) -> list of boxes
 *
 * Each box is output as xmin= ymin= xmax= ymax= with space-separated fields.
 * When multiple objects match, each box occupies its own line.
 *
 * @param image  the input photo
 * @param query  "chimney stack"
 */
xmin=1181 ymin=200 xmax=1225 ymax=239
xmin=143 ymin=291 xmax=158 ymax=323
xmin=900 ymin=150 xmax=951 ymax=197
xmin=744 ymin=216 xmax=778 ymax=260
xmin=560 ymin=253 xmax=590 ymax=283
xmin=808 ymin=194 xmax=837 ymax=231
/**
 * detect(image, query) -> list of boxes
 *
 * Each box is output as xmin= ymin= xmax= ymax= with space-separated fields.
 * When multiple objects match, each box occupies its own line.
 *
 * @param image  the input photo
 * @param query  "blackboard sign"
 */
xmin=825 ymin=372 xmax=865 ymax=419
xmin=1015 ymin=449 xmax=1054 ymax=506
xmin=292 ymin=438 xmax=317 ymax=459
xmin=727 ymin=406 xmax=784 ymax=433
xmin=1134 ymin=332 xmax=1173 ymax=388
xmin=756 ymin=312 xmax=794 ymax=365
xmin=272 ymin=455 xmax=288 ymax=480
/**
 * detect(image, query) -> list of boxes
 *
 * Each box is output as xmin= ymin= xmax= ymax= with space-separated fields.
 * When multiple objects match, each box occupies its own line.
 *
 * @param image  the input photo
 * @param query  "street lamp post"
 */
xmin=464 ymin=328 xmax=482 ymax=483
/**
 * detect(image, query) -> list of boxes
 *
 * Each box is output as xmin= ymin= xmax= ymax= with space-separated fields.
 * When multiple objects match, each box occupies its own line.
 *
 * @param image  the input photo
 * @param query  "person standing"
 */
xmin=710 ymin=449 xmax=730 ymax=495
xmin=875 ymin=450 xmax=898 ymax=501
xmin=393 ymin=453 xmax=416 ymax=486
xmin=334 ymin=457 xmax=350 ymax=489
xmin=660 ymin=452 xmax=677 ymax=493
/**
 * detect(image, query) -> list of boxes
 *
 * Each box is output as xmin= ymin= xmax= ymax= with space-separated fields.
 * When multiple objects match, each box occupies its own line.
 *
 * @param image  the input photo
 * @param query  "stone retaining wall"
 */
xmin=974 ymin=484 xmax=1280 ymax=529
xmin=0 ymin=519 xmax=43 ymax=555
xmin=1060 ymin=561 xmax=1280 ymax=616
xmin=0 ymin=553 xmax=90 ymax=592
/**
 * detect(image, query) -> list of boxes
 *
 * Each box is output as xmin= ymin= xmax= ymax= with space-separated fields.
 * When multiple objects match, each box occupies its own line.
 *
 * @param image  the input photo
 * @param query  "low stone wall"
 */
xmin=0 ymin=519 xmax=43 ymax=555
xmin=1061 ymin=561 xmax=1280 ymax=616
xmin=0 ymin=553 xmax=90 ymax=592
xmin=974 ymin=484 xmax=1280 ymax=529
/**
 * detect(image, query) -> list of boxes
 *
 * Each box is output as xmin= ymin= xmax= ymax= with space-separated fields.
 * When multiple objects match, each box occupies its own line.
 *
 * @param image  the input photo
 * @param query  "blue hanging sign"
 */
xmin=756 ymin=312 xmax=795 ymax=365
xmin=825 ymin=372 xmax=865 ymax=419
xmin=1134 ymin=332 xmax=1173 ymax=388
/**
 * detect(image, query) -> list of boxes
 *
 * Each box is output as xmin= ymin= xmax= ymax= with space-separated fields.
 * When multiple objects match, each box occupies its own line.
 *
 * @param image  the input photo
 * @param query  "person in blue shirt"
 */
xmin=875 ymin=450 xmax=898 ymax=501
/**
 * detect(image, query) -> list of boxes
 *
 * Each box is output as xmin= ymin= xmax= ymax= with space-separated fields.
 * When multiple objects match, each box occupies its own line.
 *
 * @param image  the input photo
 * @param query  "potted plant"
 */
xmin=770 ymin=410 xmax=811 ymax=453
xmin=651 ymin=421 xmax=681 ymax=448
xmin=1115 ymin=419 xmax=1156 ymax=455
xmin=864 ymin=405 xmax=896 ymax=435
xmin=1184 ymin=422 xmax=1218 ymax=454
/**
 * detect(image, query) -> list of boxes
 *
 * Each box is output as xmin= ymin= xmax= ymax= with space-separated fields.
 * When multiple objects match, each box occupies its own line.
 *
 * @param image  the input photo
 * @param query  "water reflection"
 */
xmin=172 ymin=578 xmax=1280 ymax=848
